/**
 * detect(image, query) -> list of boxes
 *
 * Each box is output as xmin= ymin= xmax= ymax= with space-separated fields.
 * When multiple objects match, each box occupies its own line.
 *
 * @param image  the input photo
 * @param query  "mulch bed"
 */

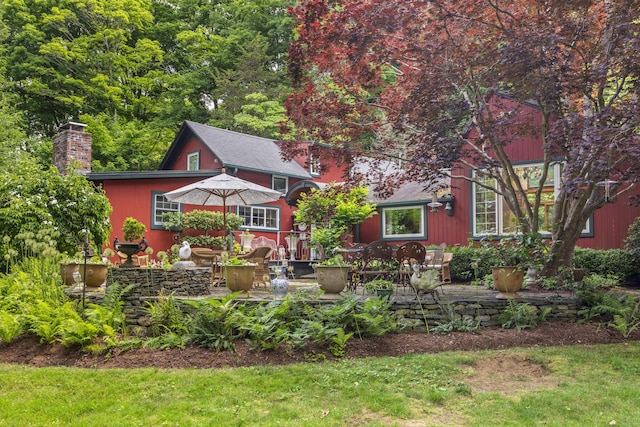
xmin=1 ymin=321 xmax=639 ymax=369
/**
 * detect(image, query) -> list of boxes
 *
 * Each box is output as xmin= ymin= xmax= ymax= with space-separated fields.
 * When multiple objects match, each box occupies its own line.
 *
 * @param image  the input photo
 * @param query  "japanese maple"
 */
xmin=284 ymin=0 xmax=640 ymax=275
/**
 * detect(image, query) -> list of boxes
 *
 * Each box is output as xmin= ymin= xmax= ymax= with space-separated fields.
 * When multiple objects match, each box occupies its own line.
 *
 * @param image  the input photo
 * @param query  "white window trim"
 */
xmin=272 ymin=175 xmax=289 ymax=195
xmin=152 ymin=192 xmax=181 ymax=229
xmin=237 ymin=205 xmax=280 ymax=231
xmin=187 ymin=151 xmax=200 ymax=171
xmin=309 ymin=153 xmax=321 ymax=176
xmin=471 ymin=163 xmax=591 ymax=237
xmin=381 ymin=205 xmax=426 ymax=239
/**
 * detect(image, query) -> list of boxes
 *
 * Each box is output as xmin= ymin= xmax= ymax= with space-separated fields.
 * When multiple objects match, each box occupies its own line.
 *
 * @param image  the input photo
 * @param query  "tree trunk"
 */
xmin=540 ymin=209 xmax=591 ymax=277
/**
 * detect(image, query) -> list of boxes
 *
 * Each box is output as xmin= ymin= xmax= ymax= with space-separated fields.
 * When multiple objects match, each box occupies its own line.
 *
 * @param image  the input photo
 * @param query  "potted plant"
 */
xmin=364 ymin=278 xmax=394 ymax=298
xmin=484 ymin=234 xmax=534 ymax=298
xmin=313 ymin=254 xmax=352 ymax=297
xmin=114 ymin=217 xmax=148 ymax=268
xmin=75 ymin=248 xmax=112 ymax=289
xmin=223 ymin=256 xmax=257 ymax=292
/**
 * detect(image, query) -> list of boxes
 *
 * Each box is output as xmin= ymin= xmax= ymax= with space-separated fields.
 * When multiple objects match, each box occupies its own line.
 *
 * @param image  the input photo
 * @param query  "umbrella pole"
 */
xmin=223 ymin=198 xmax=231 ymax=251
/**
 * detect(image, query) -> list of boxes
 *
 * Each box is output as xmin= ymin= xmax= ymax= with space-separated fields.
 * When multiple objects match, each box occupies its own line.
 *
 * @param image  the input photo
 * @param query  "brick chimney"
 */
xmin=53 ymin=122 xmax=92 ymax=175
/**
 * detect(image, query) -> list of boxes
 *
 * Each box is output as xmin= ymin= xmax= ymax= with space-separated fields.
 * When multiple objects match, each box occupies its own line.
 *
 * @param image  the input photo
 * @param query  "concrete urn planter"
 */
xmin=314 ymin=265 xmax=350 ymax=296
xmin=491 ymin=266 xmax=524 ymax=298
xmin=79 ymin=262 xmax=109 ymax=288
xmin=224 ymin=264 xmax=256 ymax=292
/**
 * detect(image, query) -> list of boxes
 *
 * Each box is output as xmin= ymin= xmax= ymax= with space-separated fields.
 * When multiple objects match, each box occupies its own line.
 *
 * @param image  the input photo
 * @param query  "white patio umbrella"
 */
xmin=163 ymin=169 xmax=282 ymax=232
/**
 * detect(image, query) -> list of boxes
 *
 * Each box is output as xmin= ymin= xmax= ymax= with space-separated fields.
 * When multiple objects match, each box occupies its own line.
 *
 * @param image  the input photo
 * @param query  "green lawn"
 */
xmin=1 ymin=342 xmax=639 ymax=426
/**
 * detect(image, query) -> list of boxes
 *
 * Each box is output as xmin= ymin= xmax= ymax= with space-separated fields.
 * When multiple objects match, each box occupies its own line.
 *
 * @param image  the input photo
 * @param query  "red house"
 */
xmin=53 ymin=109 xmax=639 ymax=262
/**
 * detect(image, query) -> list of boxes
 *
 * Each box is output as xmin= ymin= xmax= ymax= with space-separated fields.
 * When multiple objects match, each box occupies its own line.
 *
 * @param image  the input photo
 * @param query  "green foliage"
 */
xmin=573 ymin=248 xmax=639 ymax=283
xmin=449 ymin=246 xmax=639 ymax=284
xmin=223 ymin=257 xmax=255 ymax=266
xmin=432 ymin=305 xmax=479 ymax=335
xmin=1 ymin=0 xmax=295 ymax=171
xmin=144 ymin=290 xmax=191 ymax=337
xmin=316 ymin=254 xmax=350 ymax=267
xmin=450 ymin=246 xmax=500 ymax=282
xmin=0 ymin=160 xmax=112 ymax=264
xmin=577 ymin=288 xmax=640 ymax=337
xmin=122 ymin=217 xmax=147 ymax=242
xmin=363 ymin=279 xmax=394 ymax=293
xmin=327 ymin=327 xmax=353 ymax=357
xmin=294 ymin=184 xmax=377 ymax=257
xmin=187 ymin=294 xmax=241 ymax=351
xmin=164 ymin=210 xmax=244 ymax=248
xmin=499 ymin=301 xmax=551 ymax=331
xmin=183 ymin=235 xmax=227 ymax=249
xmin=0 ymin=311 xmax=23 ymax=344
xmin=625 ymin=216 xmax=640 ymax=258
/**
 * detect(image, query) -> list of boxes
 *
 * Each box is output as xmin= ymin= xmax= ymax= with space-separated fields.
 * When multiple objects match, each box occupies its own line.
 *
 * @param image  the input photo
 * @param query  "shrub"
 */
xmin=573 ymin=248 xmax=640 ymax=284
xmin=450 ymin=245 xmax=640 ymax=285
xmin=624 ymin=216 xmax=640 ymax=258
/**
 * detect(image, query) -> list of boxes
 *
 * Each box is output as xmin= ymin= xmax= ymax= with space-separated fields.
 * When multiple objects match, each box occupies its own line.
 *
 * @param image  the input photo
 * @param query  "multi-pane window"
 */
xmin=272 ymin=175 xmax=288 ymax=194
xmin=309 ymin=153 xmax=321 ymax=176
xmin=153 ymin=193 xmax=180 ymax=228
xmin=187 ymin=151 xmax=200 ymax=171
xmin=381 ymin=205 xmax=425 ymax=239
xmin=473 ymin=175 xmax=499 ymax=235
xmin=472 ymin=163 xmax=591 ymax=236
xmin=237 ymin=205 xmax=279 ymax=230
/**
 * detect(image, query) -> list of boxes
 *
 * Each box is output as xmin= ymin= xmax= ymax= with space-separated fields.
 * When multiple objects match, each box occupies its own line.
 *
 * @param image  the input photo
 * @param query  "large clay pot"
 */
xmin=224 ymin=265 xmax=256 ymax=292
xmin=79 ymin=263 xmax=109 ymax=288
xmin=60 ymin=262 xmax=80 ymax=286
xmin=491 ymin=266 xmax=524 ymax=298
xmin=314 ymin=265 xmax=350 ymax=297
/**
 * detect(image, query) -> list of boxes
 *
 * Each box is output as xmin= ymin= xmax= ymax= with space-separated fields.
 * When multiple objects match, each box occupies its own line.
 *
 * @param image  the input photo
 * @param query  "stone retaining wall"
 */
xmin=79 ymin=268 xmax=583 ymax=335
xmin=393 ymin=296 xmax=581 ymax=330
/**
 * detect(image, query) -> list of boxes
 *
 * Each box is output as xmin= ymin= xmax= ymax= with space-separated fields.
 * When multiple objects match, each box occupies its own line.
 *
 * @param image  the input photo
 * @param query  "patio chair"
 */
xmin=250 ymin=236 xmax=278 ymax=260
xmin=190 ymin=247 xmax=225 ymax=285
xmin=441 ymin=252 xmax=453 ymax=283
xmin=349 ymin=240 xmax=396 ymax=292
xmin=237 ymin=246 xmax=274 ymax=287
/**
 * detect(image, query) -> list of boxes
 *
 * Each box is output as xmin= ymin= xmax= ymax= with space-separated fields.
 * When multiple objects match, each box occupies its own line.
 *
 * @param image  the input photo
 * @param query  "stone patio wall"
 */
xmin=80 ymin=268 xmax=583 ymax=335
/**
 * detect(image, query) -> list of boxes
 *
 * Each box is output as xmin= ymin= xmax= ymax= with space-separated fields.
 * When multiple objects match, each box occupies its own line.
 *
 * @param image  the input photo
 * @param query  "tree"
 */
xmin=0 ymin=158 xmax=112 ymax=265
xmin=285 ymin=0 xmax=640 ymax=276
xmin=293 ymin=184 xmax=377 ymax=257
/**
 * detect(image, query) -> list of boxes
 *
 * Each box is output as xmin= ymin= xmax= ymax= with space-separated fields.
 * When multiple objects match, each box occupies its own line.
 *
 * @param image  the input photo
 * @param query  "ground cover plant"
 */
xmin=1 ymin=343 xmax=639 ymax=426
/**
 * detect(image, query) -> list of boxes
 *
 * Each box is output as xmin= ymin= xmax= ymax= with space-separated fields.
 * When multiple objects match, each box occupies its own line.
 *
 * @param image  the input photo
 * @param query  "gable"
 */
xmin=159 ymin=121 xmax=311 ymax=179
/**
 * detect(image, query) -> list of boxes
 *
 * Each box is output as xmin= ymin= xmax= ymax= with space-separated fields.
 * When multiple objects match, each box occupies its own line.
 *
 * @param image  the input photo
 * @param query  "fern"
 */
xmin=0 ymin=310 xmax=23 ymax=343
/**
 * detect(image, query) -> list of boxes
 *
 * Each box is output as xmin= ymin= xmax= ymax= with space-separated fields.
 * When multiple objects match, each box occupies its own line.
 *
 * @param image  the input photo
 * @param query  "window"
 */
xmin=472 ymin=163 xmax=591 ymax=236
xmin=272 ymin=175 xmax=288 ymax=194
xmin=309 ymin=153 xmax=321 ymax=176
xmin=237 ymin=205 xmax=279 ymax=231
xmin=187 ymin=151 xmax=200 ymax=171
xmin=381 ymin=205 xmax=426 ymax=239
xmin=152 ymin=192 xmax=181 ymax=229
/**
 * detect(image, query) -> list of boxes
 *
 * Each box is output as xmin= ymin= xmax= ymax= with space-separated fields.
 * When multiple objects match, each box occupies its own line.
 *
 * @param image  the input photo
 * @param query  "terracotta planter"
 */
xmin=492 ymin=266 xmax=524 ymax=298
xmin=79 ymin=263 xmax=109 ymax=288
xmin=224 ymin=265 xmax=256 ymax=292
xmin=314 ymin=265 xmax=350 ymax=296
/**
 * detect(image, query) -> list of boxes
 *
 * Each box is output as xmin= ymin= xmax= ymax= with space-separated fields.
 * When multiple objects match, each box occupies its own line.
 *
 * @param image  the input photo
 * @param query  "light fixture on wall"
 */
xmin=427 ymin=192 xmax=443 ymax=212
xmin=445 ymin=200 xmax=454 ymax=216
xmin=596 ymin=179 xmax=617 ymax=203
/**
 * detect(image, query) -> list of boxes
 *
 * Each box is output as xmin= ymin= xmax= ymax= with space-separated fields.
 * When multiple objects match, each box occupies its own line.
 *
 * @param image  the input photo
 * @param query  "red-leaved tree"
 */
xmin=283 ymin=0 xmax=640 ymax=276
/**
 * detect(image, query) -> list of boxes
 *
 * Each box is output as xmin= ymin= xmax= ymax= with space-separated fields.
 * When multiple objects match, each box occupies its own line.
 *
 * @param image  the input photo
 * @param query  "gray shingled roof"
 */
xmin=185 ymin=121 xmax=311 ymax=179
